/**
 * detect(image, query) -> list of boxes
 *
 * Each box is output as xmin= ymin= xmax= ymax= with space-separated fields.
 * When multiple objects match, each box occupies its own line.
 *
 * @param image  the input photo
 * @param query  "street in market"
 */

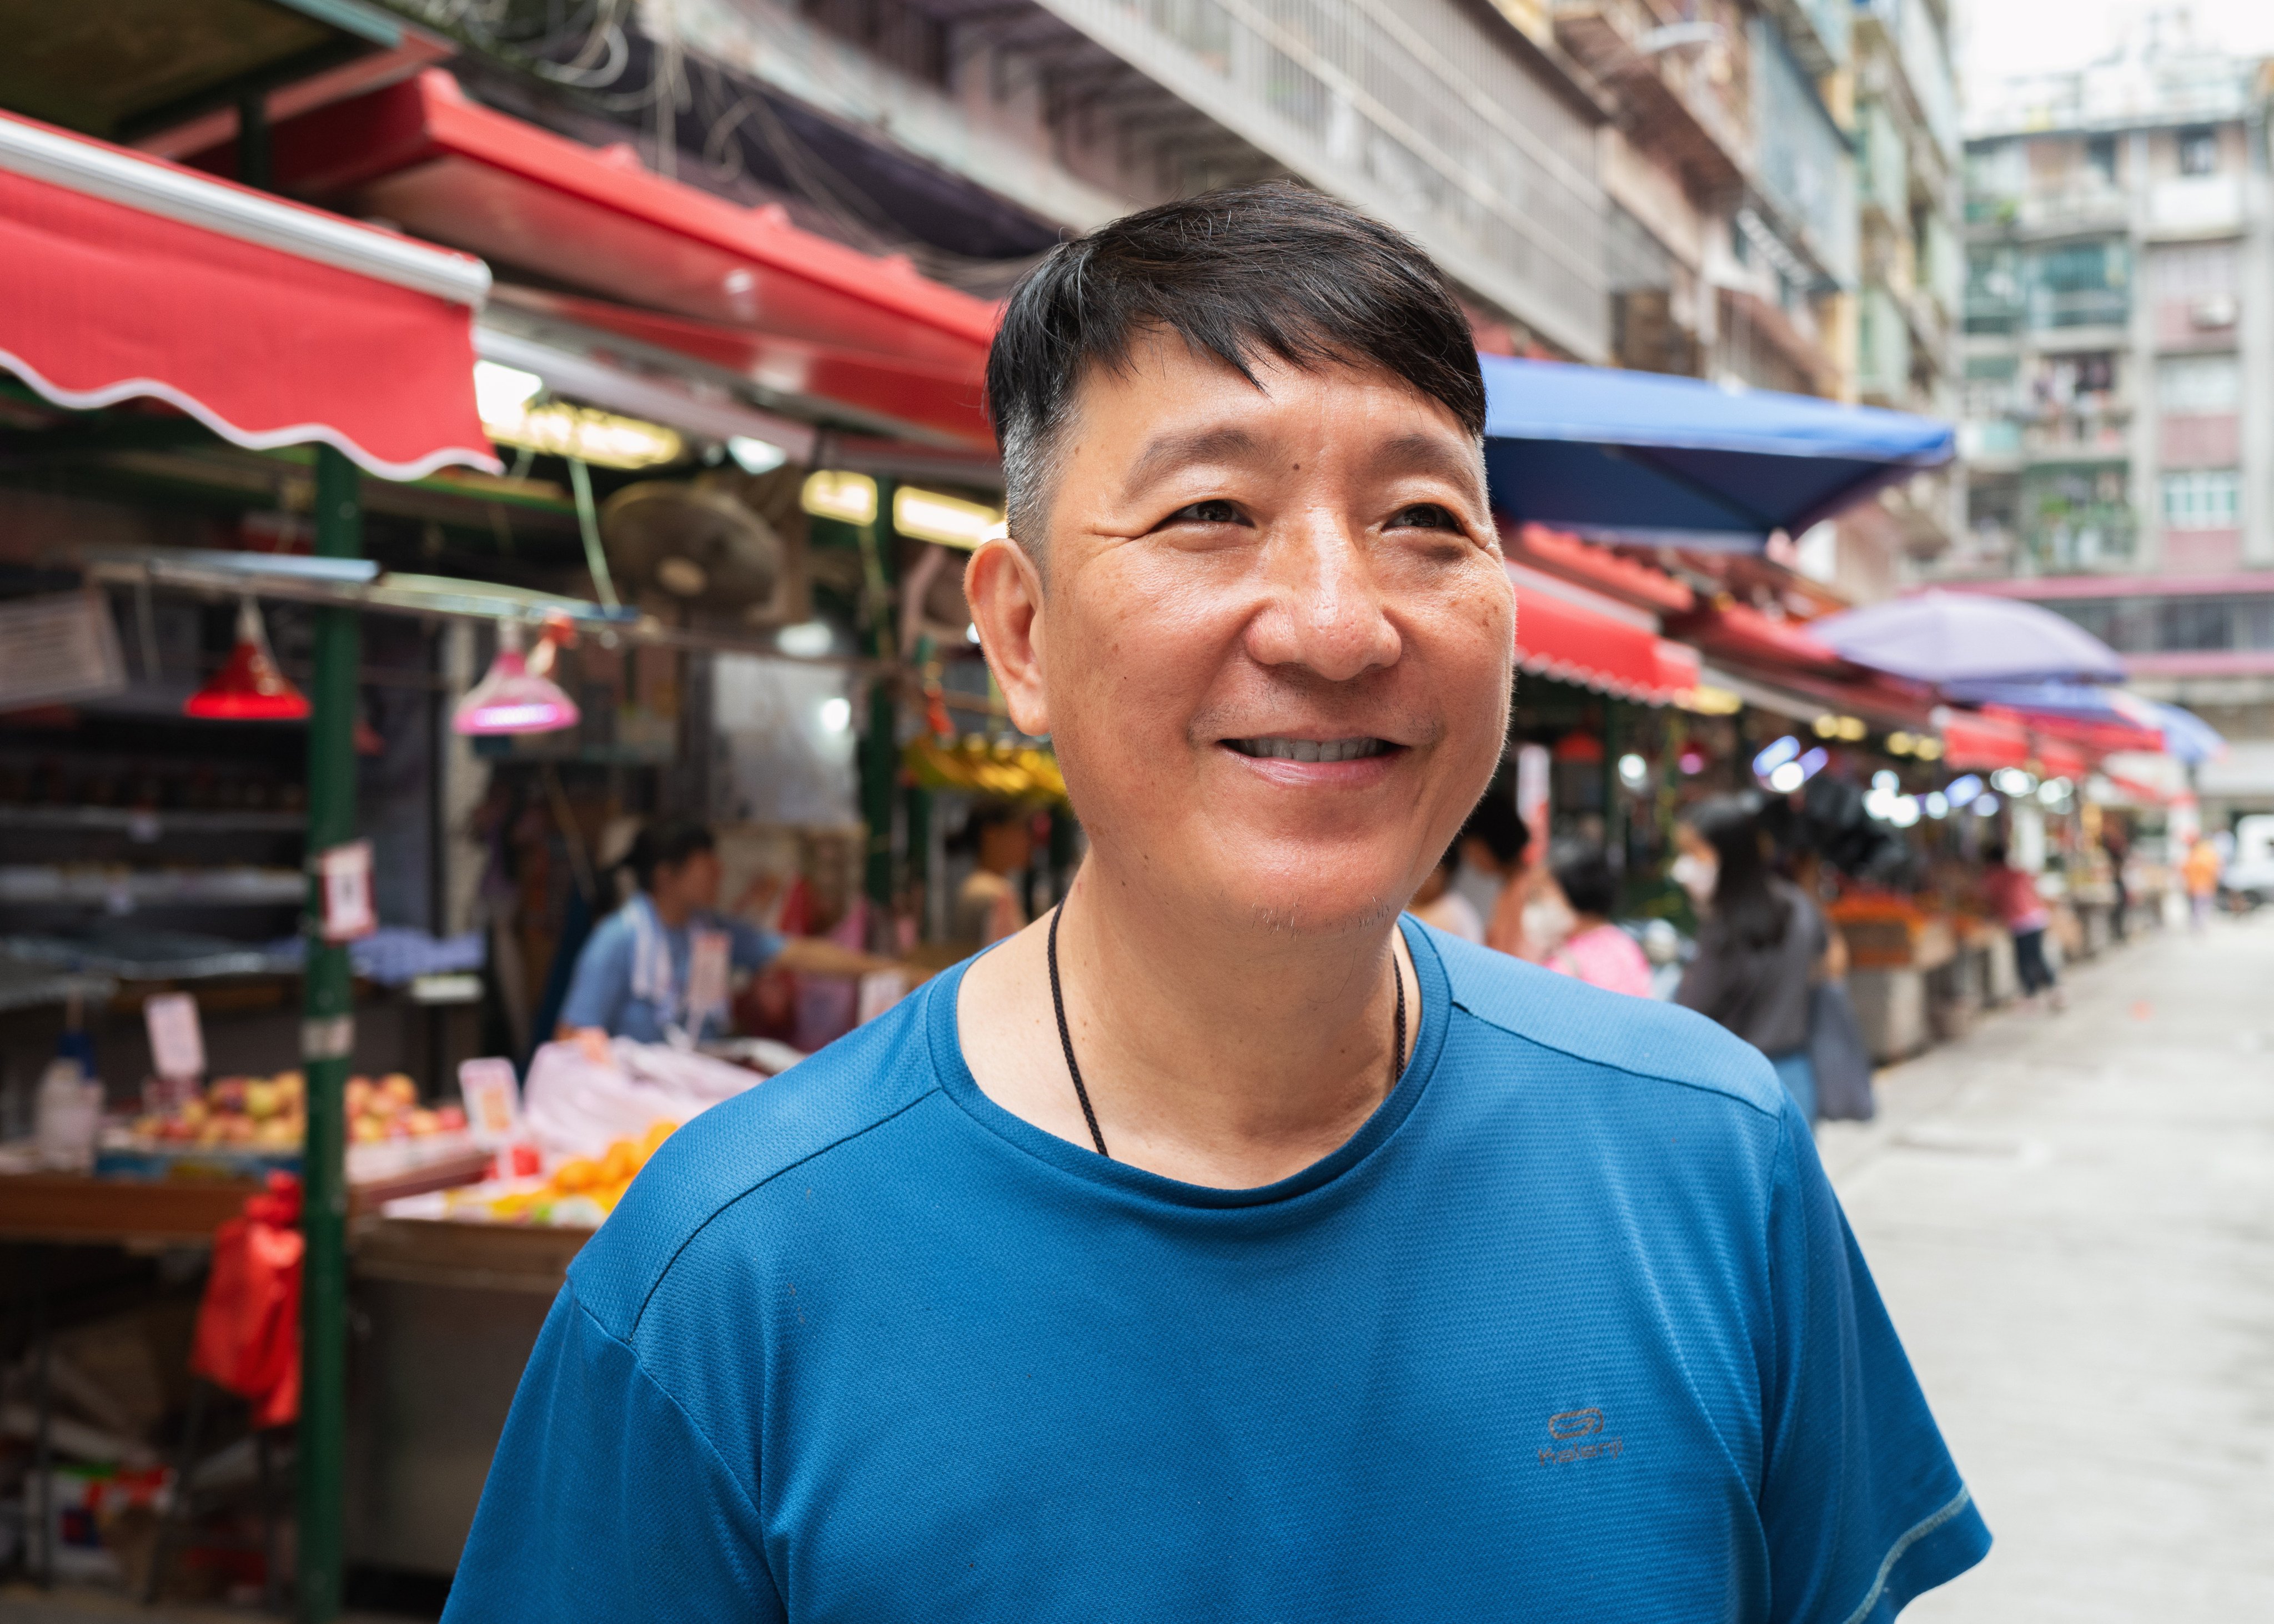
xmin=1824 ymin=909 xmax=2274 ymax=1622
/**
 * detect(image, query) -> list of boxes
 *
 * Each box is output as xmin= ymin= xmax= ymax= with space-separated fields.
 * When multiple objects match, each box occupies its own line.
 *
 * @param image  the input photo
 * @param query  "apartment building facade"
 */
xmin=1846 ymin=0 xmax=1963 ymax=580
xmin=1952 ymin=28 xmax=2274 ymax=821
xmin=1574 ymin=0 xmax=1961 ymax=602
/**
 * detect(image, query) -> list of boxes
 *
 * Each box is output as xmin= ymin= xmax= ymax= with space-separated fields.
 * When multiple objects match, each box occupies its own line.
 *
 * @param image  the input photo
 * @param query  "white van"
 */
xmin=2225 ymin=814 xmax=2274 ymax=905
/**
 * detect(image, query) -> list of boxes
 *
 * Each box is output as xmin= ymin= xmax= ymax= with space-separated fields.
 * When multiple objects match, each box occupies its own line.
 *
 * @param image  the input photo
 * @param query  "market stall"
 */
xmin=0 ymin=98 xmax=511 ymax=1613
xmin=0 ymin=49 xmax=1046 ymax=1600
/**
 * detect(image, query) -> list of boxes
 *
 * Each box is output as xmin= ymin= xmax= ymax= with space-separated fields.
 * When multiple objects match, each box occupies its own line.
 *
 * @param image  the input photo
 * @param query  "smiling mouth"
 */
xmin=1223 ymin=736 xmax=1394 ymax=763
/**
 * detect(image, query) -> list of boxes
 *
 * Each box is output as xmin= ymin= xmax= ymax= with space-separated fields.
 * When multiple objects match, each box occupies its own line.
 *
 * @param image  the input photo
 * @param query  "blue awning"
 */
xmin=1480 ymin=356 xmax=1955 ymax=551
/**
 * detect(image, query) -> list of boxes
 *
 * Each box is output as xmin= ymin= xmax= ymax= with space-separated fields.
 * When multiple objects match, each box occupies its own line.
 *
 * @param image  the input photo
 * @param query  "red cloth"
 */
xmin=190 ymin=1174 xmax=303 ymax=1428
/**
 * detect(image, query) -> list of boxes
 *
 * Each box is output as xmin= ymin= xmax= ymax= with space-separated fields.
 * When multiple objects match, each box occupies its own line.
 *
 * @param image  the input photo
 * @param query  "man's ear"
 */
xmin=963 ymin=535 xmax=1052 ymax=737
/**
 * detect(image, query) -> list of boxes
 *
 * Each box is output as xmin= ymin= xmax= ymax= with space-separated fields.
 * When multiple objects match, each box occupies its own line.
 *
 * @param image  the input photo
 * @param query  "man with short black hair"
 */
xmin=446 ymin=184 xmax=1988 ymax=1623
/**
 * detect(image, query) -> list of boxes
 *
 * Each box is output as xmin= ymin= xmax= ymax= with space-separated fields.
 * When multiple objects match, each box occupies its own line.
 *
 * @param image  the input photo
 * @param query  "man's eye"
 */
xmin=1390 ymin=503 xmax=1459 ymax=531
xmin=1164 ymin=499 xmax=1243 ymax=526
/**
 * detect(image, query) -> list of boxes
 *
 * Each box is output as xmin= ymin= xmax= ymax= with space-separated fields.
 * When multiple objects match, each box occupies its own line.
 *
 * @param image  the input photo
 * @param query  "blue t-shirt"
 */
xmin=449 ymin=921 xmax=1988 ymax=1622
xmin=556 ymin=903 xmax=782 ymax=1044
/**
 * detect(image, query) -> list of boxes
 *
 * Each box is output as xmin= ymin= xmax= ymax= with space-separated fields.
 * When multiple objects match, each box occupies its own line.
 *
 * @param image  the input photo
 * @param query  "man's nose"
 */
xmin=1244 ymin=513 xmax=1402 ymax=682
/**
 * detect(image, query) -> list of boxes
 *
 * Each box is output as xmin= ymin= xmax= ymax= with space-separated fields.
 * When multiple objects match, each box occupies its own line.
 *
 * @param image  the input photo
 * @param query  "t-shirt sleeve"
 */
xmin=556 ymin=919 xmax=630 ymax=1034
xmin=1759 ymin=1103 xmax=1991 ymax=1623
xmin=729 ymin=917 xmax=784 ymax=971
xmin=441 ymin=1286 xmax=781 ymax=1623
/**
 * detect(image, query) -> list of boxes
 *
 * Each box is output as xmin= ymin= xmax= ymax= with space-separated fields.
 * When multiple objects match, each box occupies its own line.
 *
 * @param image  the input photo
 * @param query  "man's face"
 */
xmin=970 ymin=334 xmax=1513 ymax=937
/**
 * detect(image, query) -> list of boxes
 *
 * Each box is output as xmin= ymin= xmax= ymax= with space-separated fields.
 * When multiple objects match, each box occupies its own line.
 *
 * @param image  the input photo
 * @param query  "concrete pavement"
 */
xmin=1822 ymin=910 xmax=2274 ymax=1622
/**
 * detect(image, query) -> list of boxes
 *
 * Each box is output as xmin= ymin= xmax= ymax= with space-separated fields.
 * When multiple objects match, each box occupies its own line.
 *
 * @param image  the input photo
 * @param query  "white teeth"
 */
xmin=1232 ymin=737 xmax=1387 ymax=763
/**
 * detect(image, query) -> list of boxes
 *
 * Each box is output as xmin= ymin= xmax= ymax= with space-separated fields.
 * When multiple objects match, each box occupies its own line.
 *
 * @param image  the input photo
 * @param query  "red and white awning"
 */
xmin=250 ymin=73 xmax=999 ymax=451
xmin=1508 ymin=562 xmax=1699 ymax=705
xmin=0 ymin=108 xmax=497 ymax=481
xmin=1934 ymin=708 xmax=2032 ymax=771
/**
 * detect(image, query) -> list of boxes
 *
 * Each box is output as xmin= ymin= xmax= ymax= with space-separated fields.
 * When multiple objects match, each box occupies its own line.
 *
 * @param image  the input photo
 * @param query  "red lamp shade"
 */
xmin=185 ymin=601 xmax=308 ymax=721
xmin=453 ymin=622 xmax=580 ymax=735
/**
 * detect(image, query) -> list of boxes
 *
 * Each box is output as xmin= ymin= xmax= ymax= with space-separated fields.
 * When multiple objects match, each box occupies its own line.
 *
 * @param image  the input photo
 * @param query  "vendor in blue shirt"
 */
xmin=556 ymin=817 xmax=893 ymax=1049
xmin=451 ymin=187 xmax=1990 ymax=1623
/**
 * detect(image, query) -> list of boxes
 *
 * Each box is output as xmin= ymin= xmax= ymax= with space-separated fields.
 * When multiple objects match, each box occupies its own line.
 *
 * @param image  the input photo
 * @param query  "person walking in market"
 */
xmin=1671 ymin=795 xmax=1849 ymax=1119
xmin=444 ymin=185 xmax=1988 ymax=1624
xmin=2182 ymin=833 xmax=2223 ymax=932
xmin=1981 ymin=838 xmax=2066 ymax=1009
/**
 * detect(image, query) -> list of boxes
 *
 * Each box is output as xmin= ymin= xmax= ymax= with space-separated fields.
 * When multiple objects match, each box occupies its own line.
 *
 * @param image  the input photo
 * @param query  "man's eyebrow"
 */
xmin=1368 ymin=431 xmax=1485 ymax=491
xmin=1118 ymin=426 xmax=1263 ymax=495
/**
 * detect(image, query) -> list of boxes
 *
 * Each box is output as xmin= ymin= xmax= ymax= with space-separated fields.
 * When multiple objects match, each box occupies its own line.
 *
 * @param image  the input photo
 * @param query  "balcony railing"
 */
xmin=2022 ymin=420 xmax=2131 ymax=461
xmin=1960 ymin=419 xmax=2022 ymax=461
xmin=1750 ymin=14 xmax=1855 ymax=283
xmin=2148 ymin=175 xmax=2243 ymax=237
xmin=2030 ymin=287 xmax=2129 ymax=330
xmin=2024 ymin=514 xmax=2139 ymax=572
xmin=1552 ymin=0 xmax=1751 ymax=197
xmin=1964 ymin=295 xmax=2022 ymax=335
xmin=2016 ymin=183 xmax=2129 ymax=233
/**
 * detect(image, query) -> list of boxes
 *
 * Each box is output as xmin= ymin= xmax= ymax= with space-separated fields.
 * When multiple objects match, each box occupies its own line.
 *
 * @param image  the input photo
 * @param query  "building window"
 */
xmin=2158 ymin=600 xmax=2230 ymax=651
xmin=2161 ymin=469 xmax=2240 ymax=530
xmin=2178 ymin=126 xmax=2218 ymax=176
xmin=2153 ymin=240 xmax=2238 ymax=298
xmin=2086 ymin=134 xmax=2117 ymax=183
xmin=2157 ymin=354 xmax=2241 ymax=414
xmin=2027 ymin=239 xmax=2130 ymax=329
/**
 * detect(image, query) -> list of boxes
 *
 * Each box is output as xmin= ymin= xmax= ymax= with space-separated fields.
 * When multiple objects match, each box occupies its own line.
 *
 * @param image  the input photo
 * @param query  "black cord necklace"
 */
xmin=1045 ymin=903 xmax=1408 ymax=1161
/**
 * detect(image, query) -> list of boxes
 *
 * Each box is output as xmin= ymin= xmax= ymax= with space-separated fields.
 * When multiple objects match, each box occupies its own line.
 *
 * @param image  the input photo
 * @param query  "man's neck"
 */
xmin=650 ymin=893 xmax=695 ymax=930
xmin=956 ymin=867 xmax=1415 ymax=1189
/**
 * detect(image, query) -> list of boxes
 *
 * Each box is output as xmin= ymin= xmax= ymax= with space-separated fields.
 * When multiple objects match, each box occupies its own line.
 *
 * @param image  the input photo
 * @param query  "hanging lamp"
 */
xmin=453 ymin=620 xmax=580 ymax=735
xmin=184 ymin=600 xmax=309 ymax=720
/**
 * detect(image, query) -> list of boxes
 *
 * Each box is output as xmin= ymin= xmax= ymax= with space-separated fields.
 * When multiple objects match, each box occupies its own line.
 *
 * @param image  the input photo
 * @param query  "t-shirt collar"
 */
xmin=927 ymin=916 xmax=1452 ymax=1209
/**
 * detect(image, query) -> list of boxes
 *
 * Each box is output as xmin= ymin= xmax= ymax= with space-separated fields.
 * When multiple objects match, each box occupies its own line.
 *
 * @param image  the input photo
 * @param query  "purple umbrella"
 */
xmin=1810 ymin=590 xmax=2126 ymax=685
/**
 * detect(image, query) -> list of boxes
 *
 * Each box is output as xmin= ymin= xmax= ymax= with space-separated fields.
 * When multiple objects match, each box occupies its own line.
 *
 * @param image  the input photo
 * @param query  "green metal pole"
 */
xmin=904 ymin=632 xmax=934 ymax=931
xmin=297 ymin=445 xmax=360 ymax=1624
xmin=856 ymin=477 xmax=899 ymax=918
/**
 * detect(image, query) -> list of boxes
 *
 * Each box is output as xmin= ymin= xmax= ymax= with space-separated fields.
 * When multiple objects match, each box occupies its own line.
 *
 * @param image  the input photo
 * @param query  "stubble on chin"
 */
xmin=1243 ymin=886 xmax=1406 ymax=939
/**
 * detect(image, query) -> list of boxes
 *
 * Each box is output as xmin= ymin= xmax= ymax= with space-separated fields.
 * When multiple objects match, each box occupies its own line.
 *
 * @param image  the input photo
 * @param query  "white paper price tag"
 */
xmin=686 ymin=928 xmax=732 ymax=1032
xmin=457 ymin=1058 xmax=523 ymax=1147
xmin=144 ymin=992 xmax=205 ymax=1082
xmin=318 ymin=839 xmax=378 ymax=942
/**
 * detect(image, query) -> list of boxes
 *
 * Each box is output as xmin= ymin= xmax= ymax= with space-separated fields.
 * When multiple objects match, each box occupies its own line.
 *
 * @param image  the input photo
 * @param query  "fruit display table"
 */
xmin=0 ymin=1172 xmax=256 ymax=1248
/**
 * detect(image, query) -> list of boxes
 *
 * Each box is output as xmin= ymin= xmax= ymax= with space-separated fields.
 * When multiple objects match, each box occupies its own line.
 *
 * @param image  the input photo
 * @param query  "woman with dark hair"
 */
xmin=950 ymin=802 xmax=1037 ymax=947
xmin=558 ymin=816 xmax=893 ymax=1049
xmin=1673 ymin=795 xmax=1843 ymax=1120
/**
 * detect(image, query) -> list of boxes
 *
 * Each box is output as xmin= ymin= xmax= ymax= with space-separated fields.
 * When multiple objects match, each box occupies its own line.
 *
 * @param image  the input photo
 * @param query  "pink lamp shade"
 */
xmin=453 ymin=622 xmax=580 ymax=735
xmin=184 ymin=600 xmax=309 ymax=721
